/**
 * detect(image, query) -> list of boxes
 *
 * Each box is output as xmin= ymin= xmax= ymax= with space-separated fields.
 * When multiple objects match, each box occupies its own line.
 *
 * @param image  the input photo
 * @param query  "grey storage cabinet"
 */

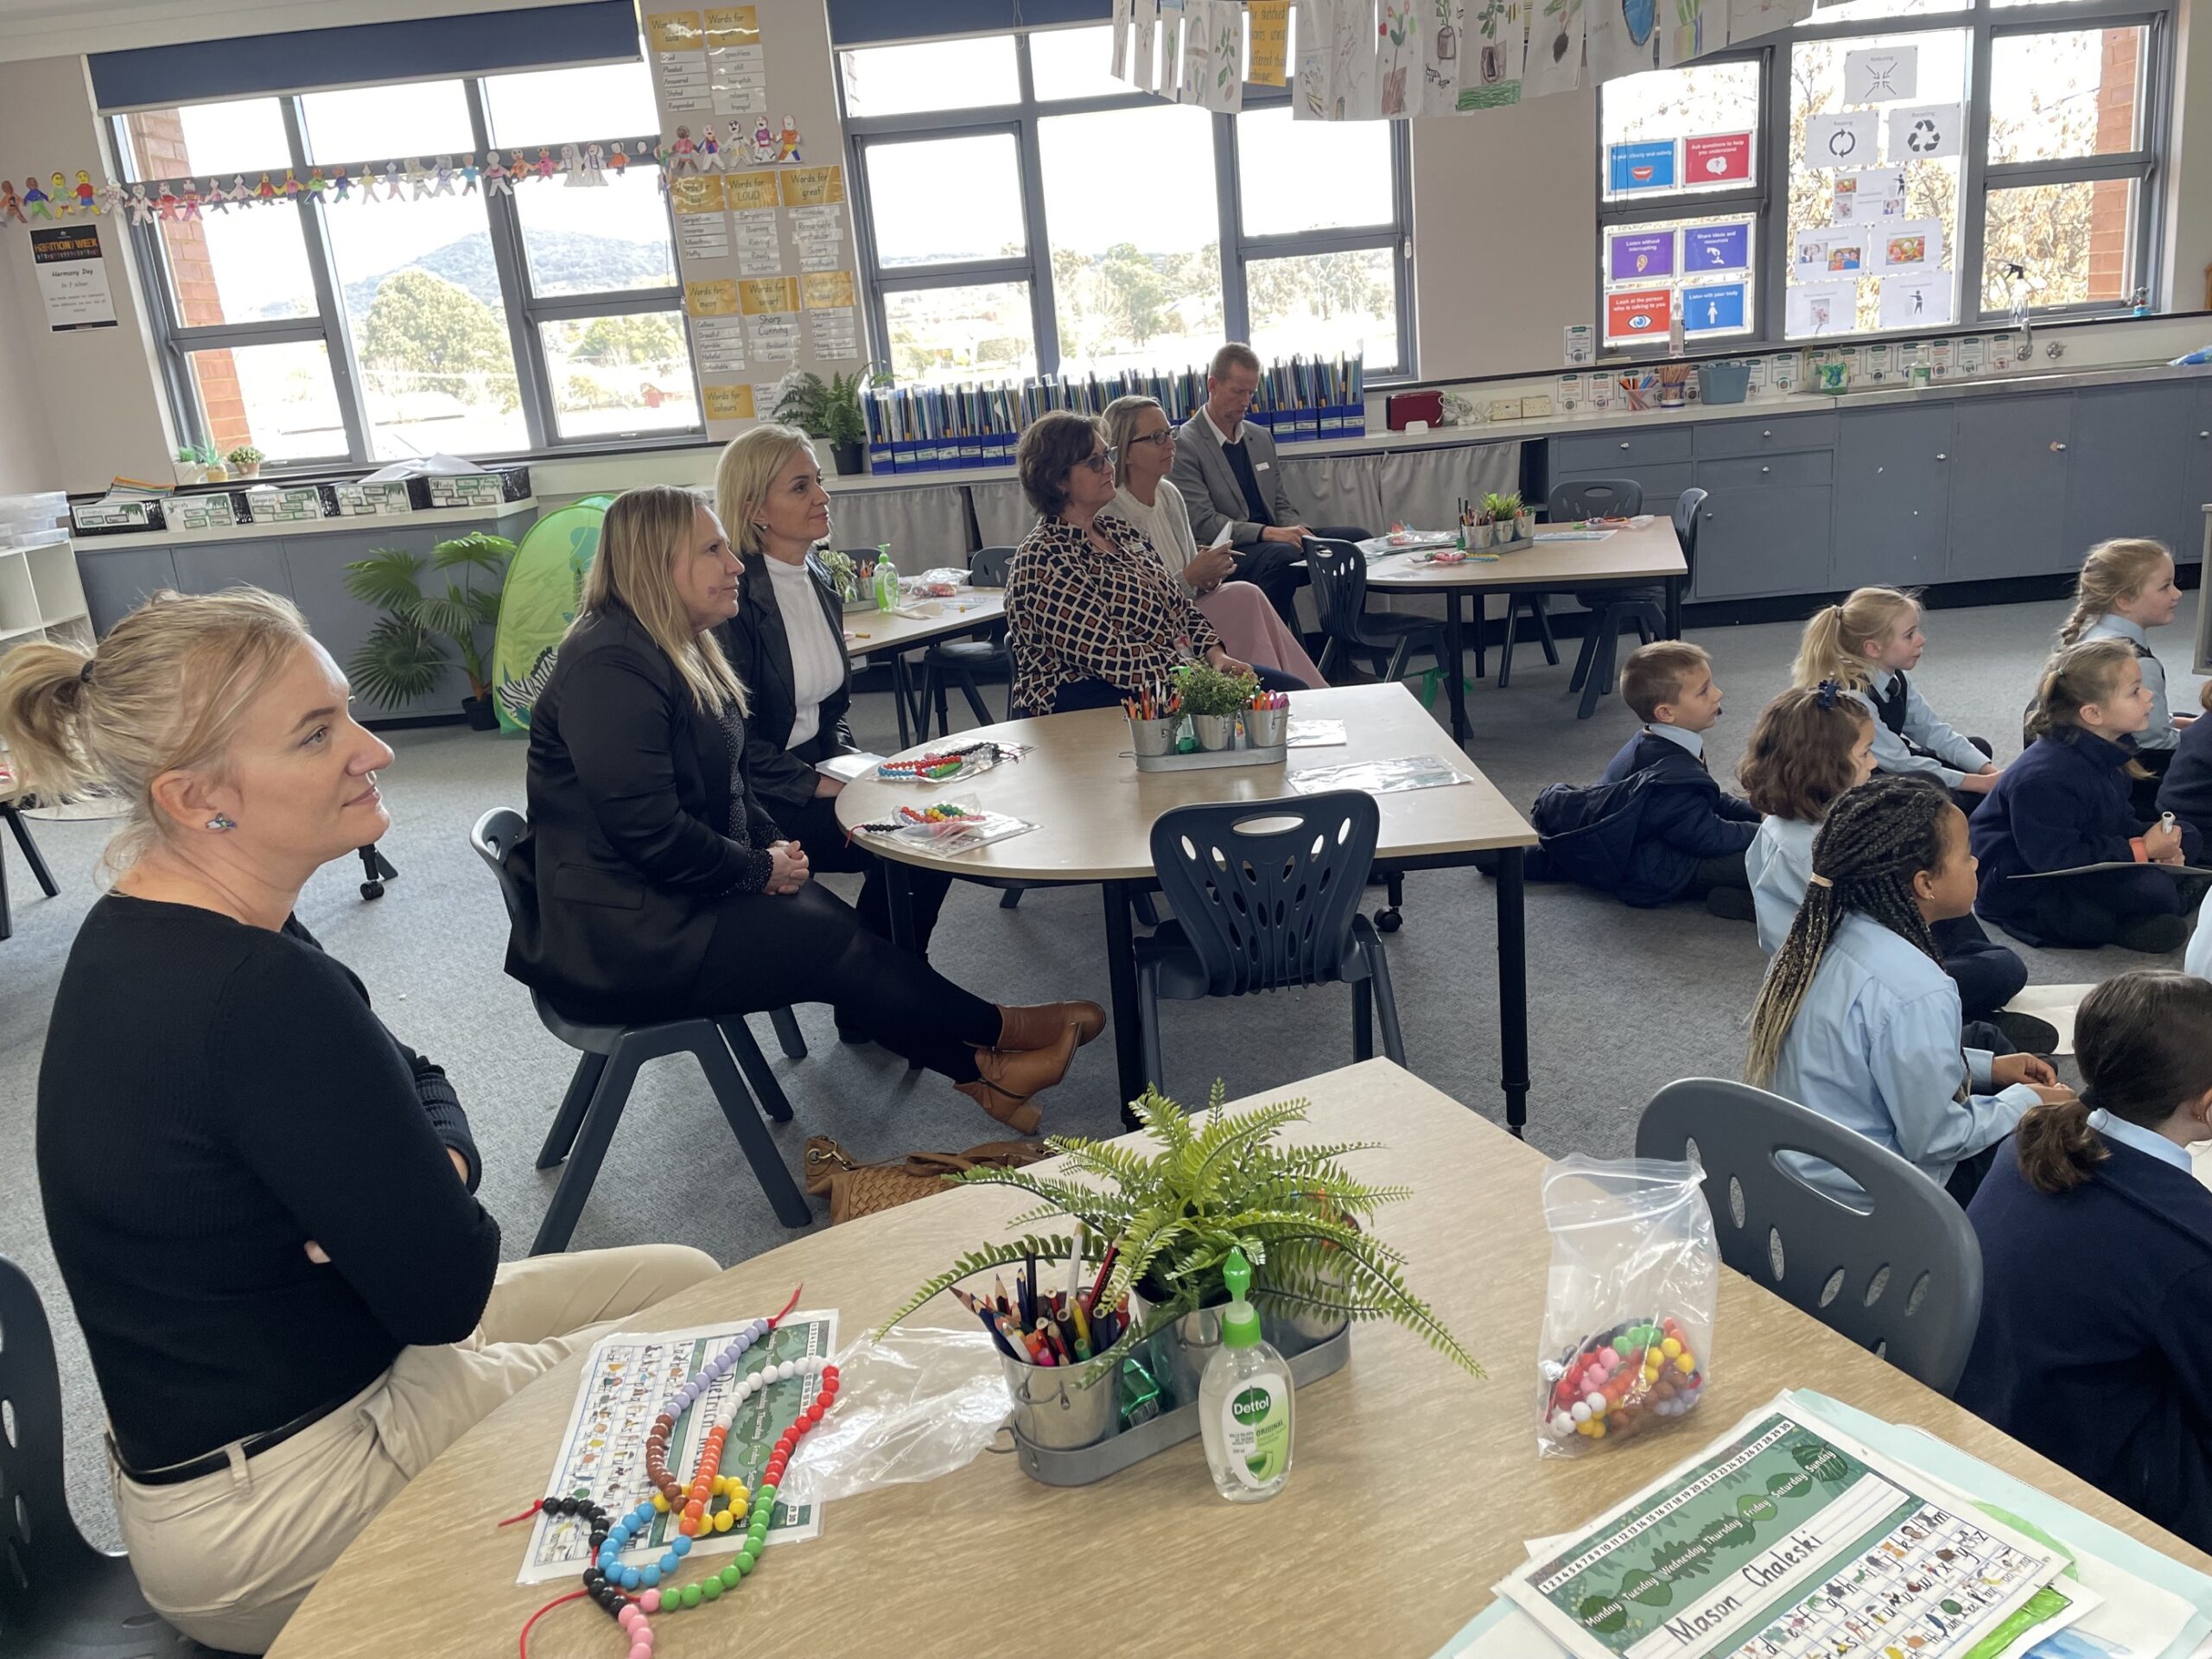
xmin=1684 ymin=420 xmax=1834 ymax=600
xmin=1554 ymin=425 xmax=1694 ymax=475
xmin=1946 ymin=392 xmax=2075 ymax=582
xmin=1692 ymin=410 xmax=1837 ymax=459
xmin=79 ymin=546 xmax=180 ymax=632
xmin=2181 ymin=381 xmax=2212 ymax=564
xmin=1834 ymin=404 xmax=1954 ymax=590
xmin=2063 ymin=382 xmax=2196 ymax=563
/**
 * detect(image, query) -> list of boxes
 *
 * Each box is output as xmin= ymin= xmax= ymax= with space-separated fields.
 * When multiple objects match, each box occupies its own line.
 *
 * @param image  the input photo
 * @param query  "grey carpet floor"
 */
xmin=3 ymin=587 xmax=2197 ymax=1548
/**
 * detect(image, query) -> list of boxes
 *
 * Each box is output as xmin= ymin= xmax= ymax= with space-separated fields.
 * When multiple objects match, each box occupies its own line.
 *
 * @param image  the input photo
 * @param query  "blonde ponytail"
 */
xmin=2058 ymin=538 xmax=2172 ymax=648
xmin=1790 ymin=587 xmax=1919 ymax=693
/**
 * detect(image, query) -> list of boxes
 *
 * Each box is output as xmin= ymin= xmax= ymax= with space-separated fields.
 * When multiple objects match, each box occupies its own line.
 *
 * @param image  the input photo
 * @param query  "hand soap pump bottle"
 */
xmin=1198 ymin=1247 xmax=1294 ymax=1502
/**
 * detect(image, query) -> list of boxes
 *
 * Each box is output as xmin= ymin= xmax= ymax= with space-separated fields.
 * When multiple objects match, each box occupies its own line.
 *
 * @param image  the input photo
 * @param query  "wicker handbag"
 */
xmin=802 ymin=1135 xmax=1051 ymax=1224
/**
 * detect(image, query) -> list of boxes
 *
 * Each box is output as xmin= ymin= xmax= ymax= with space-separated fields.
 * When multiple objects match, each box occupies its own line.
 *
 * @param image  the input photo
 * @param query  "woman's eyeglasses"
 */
xmin=1076 ymin=447 xmax=1120 ymax=474
xmin=1127 ymin=430 xmax=1173 ymax=448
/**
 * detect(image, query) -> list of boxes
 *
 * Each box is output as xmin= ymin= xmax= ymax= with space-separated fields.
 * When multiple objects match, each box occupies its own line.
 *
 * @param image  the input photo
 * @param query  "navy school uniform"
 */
xmin=1586 ymin=726 xmax=1760 ymax=906
xmin=2157 ymin=702 xmax=2212 ymax=828
xmin=1958 ymin=1119 xmax=2212 ymax=1555
xmin=1969 ymin=728 xmax=2199 ymax=949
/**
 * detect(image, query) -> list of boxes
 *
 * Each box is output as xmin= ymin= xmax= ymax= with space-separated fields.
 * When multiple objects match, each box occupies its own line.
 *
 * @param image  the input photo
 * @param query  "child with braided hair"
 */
xmin=1974 ymin=637 xmax=2202 ymax=953
xmin=1746 ymin=774 xmax=2069 ymax=1205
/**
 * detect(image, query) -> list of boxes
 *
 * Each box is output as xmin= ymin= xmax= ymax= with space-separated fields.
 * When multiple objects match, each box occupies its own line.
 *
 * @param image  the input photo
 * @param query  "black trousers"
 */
xmin=1233 ymin=526 xmax=1368 ymax=635
xmin=1685 ymin=849 xmax=1751 ymax=896
xmin=776 ymin=792 xmax=951 ymax=955
xmin=1932 ymin=913 xmax=2027 ymax=1020
xmin=1997 ymin=866 xmax=2190 ymax=950
xmin=687 ymin=884 xmax=999 ymax=1081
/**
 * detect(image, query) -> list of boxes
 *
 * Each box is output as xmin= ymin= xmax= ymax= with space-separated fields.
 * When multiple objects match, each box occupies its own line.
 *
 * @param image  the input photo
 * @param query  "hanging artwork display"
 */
xmin=1332 ymin=0 xmax=1380 ymax=120
xmin=1586 ymin=0 xmax=1657 ymax=86
xmin=1294 ymin=0 xmax=1331 ymax=116
xmin=1249 ymin=0 xmax=1292 ymax=84
xmin=1461 ymin=0 xmax=1527 ymax=109
xmin=1200 ymin=0 xmax=1246 ymax=109
xmin=1522 ymin=0 xmax=1585 ymax=96
xmin=1376 ymin=0 xmax=1421 ymax=116
xmin=1421 ymin=0 xmax=1470 ymax=111
xmin=1133 ymin=0 xmax=1160 ymax=91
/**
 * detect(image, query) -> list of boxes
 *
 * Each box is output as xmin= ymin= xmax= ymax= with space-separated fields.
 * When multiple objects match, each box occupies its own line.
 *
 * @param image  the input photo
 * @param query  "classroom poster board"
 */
xmin=644 ymin=2 xmax=868 ymax=442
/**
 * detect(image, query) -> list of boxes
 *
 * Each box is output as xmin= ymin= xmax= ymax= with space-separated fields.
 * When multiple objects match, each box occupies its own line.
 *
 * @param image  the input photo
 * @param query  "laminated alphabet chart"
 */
xmin=1497 ymin=1397 xmax=2079 ymax=1659
xmin=517 ymin=1312 xmax=839 ymax=1586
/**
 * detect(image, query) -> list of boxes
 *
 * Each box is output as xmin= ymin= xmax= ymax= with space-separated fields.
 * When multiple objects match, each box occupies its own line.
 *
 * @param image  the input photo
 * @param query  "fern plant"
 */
xmin=342 ymin=531 xmax=515 ymax=708
xmin=876 ymin=1083 xmax=1483 ymax=1379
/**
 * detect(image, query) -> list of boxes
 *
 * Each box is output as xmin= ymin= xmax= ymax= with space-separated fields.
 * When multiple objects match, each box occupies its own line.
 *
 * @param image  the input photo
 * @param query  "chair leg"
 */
xmin=537 ymin=1050 xmax=608 ymax=1170
xmin=1569 ymin=613 xmax=1600 ymax=693
xmin=1352 ymin=977 xmax=1375 ymax=1062
xmin=4 ymin=804 xmax=58 ymax=897
xmin=1133 ymin=891 xmax=1160 ymax=928
xmin=1137 ymin=964 xmax=1166 ymax=1097
xmin=694 ymin=1030 xmax=812 ymax=1228
xmin=1383 ymin=638 xmax=1413 ymax=683
xmin=1315 ymin=638 xmax=1338 ymax=678
xmin=1578 ymin=607 xmax=1623 ymax=721
xmin=719 ymin=1018 xmax=794 ymax=1122
xmin=955 ymin=667 xmax=991 ymax=728
xmin=1361 ymin=924 xmax=1408 ymax=1067
xmin=769 ymin=1005 xmax=807 ymax=1060
xmin=1529 ymin=595 xmax=1560 ymax=665
xmin=931 ymin=669 xmax=952 ymax=741
xmin=0 ymin=827 xmax=10 ymax=943
xmin=531 ymin=1043 xmax=644 ymax=1254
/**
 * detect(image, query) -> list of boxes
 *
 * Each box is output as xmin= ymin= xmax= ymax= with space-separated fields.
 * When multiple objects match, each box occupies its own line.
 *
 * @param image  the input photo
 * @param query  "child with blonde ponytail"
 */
xmin=1955 ymin=969 xmax=2212 ymax=1554
xmin=1745 ymin=774 xmax=2066 ymax=1205
xmin=1792 ymin=587 xmax=2002 ymax=810
xmin=2053 ymin=538 xmax=2186 ymax=813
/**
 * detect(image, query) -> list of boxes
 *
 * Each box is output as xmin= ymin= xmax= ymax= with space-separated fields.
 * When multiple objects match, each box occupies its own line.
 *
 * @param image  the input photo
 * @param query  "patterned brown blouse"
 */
xmin=1005 ymin=513 xmax=1222 ymax=716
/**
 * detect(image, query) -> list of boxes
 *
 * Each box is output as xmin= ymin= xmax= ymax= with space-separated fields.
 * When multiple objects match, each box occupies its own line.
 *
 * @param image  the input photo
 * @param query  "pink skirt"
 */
xmin=1195 ymin=581 xmax=1325 ymax=688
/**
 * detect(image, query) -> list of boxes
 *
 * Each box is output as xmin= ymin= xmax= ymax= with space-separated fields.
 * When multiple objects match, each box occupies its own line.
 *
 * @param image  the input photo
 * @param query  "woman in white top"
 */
xmin=715 ymin=425 xmax=951 ymax=1035
xmin=1100 ymin=395 xmax=1325 ymax=688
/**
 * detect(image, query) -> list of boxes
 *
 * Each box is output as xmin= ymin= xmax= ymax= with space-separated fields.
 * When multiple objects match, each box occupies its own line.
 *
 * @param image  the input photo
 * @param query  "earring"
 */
xmin=753 ymin=522 xmax=769 ymax=531
xmin=206 ymin=814 xmax=236 ymax=832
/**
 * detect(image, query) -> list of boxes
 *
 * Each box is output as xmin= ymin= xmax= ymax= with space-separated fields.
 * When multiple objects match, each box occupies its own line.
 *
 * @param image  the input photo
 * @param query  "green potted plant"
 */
xmin=770 ymin=369 xmax=830 ymax=435
xmin=342 ymin=531 xmax=516 ymax=728
xmin=1484 ymin=491 xmax=1524 ymax=545
xmin=226 ymin=444 xmax=263 ymax=480
xmin=1174 ymin=660 xmax=1257 ymax=750
xmin=879 ymin=1083 xmax=1481 ymax=1407
xmin=173 ymin=446 xmax=205 ymax=486
xmin=200 ymin=444 xmax=229 ymax=484
xmin=821 ymin=372 xmax=868 ymax=476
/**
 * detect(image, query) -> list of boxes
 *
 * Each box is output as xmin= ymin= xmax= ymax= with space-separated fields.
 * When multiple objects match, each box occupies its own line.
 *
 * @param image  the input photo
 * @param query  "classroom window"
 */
xmin=1982 ymin=177 xmax=2139 ymax=309
xmin=116 ymin=53 xmax=694 ymax=468
xmin=1599 ymin=61 xmax=1764 ymax=203
xmin=841 ymin=25 xmax=1414 ymax=381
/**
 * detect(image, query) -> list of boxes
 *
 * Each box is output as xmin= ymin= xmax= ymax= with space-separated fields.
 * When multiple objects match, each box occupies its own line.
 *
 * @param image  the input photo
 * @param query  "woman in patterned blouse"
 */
xmin=1005 ymin=410 xmax=1301 ymax=717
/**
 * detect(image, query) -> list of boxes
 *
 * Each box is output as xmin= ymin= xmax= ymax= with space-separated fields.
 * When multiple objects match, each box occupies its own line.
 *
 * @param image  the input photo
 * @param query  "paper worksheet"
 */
xmin=518 ymin=1312 xmax=838 ymax=1585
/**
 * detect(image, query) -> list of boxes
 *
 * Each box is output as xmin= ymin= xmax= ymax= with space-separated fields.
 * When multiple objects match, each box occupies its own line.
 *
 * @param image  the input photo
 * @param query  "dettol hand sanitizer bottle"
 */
xmin=1198 ymin=1247 xmax=1294 ymax=1502
xmin=873 ymin=543 xmax=899 ymax=612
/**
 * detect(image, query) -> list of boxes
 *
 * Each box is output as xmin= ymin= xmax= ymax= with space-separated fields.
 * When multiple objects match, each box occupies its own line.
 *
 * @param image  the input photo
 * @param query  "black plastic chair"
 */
xmin=1302 ymin=537 xmax=1447 ymax=687
xmin=1541 ymin=481 xmax=1666 ymax=720
xmin=1136 ymin=792 xmax=1405 ymax=1094
xmin=0 ymin=1253 xmax=243 ymax=1657
xmin=469 ymin=810 xmax=811 ymax=1252
xmin=919 ymin=545 xmax=1014 ymax=740
xmin=1635 ymin=1078 xmax=1984 ymax=1394
xmin=0 ymin=799 xmax=60 ymax=944
xmin=1672 ymin=486 xmax=1707 ymax=594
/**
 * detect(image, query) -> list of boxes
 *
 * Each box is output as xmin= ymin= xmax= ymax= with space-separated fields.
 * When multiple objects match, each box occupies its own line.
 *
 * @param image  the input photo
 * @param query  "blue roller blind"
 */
xmin=827 ymin=0 xmax=1112 ymax=47
xmin=90 ymin=1 xmax=641 ymax=113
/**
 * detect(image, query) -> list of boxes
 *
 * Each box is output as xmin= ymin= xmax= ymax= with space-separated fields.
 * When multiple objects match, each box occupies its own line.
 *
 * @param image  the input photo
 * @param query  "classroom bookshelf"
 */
xmin=0 ymin=493 xmax=90 ymax=658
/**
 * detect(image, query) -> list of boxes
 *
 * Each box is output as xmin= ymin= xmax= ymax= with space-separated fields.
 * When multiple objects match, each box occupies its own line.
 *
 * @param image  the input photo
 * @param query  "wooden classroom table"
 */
xmin=840 ymin=591 xmax=1006 ymax=749
xmin=831 ymin=682 xmax=1542 ymax=1130
xmin=269 ymin=1060 xmax=2212 ymax=1659
xmin=1363 ymin=518 xmax=1688 ymax=742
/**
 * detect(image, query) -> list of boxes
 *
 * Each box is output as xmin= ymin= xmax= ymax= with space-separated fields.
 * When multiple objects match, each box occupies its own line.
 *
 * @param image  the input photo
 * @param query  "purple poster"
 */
xmin=1608 ymin=230 xmax=1675 ymax=283
xmin=1682 ymin=221 xmax=1753 ymax=275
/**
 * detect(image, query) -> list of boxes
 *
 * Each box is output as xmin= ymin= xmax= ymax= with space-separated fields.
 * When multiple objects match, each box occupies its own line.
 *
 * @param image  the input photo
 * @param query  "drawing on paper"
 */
xmin=1620 ymin=0 xmax=1655 ymax=46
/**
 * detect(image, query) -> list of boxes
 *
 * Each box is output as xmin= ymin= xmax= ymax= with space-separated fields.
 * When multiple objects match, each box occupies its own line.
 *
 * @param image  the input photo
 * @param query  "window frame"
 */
xmin=1594 ymin=0 xmax=2173 ymax=350
xmin=839 ymin=27 xmax=1418 ymax=381
xmin=112 ymin=73 xmax=700 ymax=468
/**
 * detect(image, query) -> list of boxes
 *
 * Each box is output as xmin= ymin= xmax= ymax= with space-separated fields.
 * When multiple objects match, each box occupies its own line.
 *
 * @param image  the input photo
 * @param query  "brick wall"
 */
xmin=124 ymin=110 xmax=251 ymax=454
xmin=2084 ymin=29 xmax=2141 ymax=303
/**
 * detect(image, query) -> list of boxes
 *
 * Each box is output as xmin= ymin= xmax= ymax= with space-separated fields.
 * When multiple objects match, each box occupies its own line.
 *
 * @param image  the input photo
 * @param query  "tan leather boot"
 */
xmin=955 ymin=1022 xmax=1079 ymax=1133
xmin=995 ymin=1000 xmax=1107 ymax=1051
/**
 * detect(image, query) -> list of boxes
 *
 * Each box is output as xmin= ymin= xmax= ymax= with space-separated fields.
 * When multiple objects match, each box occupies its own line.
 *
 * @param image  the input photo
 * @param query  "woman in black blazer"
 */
xmin=504 ymin=485 xmax=1102 ymax=1131
xmin=714 ymin=426 xmax=952 ymax=1024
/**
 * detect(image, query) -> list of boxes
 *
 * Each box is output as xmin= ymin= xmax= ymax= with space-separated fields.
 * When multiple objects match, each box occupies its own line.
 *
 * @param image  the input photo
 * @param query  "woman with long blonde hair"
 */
xmin=0 ymin=588 xmax=717 ymax=1650
xmin=504 ymin=484 xmax=1102 ymax=1128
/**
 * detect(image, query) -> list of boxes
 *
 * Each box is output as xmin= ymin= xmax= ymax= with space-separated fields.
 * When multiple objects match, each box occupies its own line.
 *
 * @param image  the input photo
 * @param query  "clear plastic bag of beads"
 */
xmin=778 ymin=1325 xmax=1013 ymax=1503
xmin=1535 ymin=1154 xmax=1717 ymax=1459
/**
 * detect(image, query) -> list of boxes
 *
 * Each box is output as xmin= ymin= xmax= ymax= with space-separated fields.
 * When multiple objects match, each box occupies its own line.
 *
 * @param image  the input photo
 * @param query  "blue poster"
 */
xmin=1682 ymin=221 xmax=1752 ymax=274
xmin=1607 ymin=140 xmax=1677 ymax=194
xmin=1681 ymin=282 xmax=1748 ymax=334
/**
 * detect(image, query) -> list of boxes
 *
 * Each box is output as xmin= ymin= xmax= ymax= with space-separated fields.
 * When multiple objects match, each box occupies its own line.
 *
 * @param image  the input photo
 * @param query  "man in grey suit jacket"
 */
xmin=1169 ymin=342 xmax=1369 ymax=633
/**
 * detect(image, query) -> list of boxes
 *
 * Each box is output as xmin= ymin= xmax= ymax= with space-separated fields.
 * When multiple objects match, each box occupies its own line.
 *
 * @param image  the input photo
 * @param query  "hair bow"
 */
xmin=1815 ymin=679 xmax=1840 ymax=709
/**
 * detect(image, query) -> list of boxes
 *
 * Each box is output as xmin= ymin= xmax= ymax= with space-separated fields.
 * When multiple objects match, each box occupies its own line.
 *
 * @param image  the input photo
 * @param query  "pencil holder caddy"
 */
xmin=1001 ymin=1349 xmax=1122 ymax=1451
xmin=1192 ymin=713 xmax=1237 ymax=752
xmin=1128 ymin=715 xmax=1179 ymax=758
xmin=1244 ymin=705 xmax=1289 ymax=748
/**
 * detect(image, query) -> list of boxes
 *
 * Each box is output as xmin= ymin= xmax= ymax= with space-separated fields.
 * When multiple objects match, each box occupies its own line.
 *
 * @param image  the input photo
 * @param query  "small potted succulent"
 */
xmin=173 ymin=446 xmax=205 ymax=486
xmin=226 ymin=444 xmax=264 ymax=480
xmin=1174 ymin=660 xmax=1257 ymax=751
xmin=1486 ymin=491 xmax=1528 ymax=545
xmin=201 ymin=444 xmax=229 ymax=484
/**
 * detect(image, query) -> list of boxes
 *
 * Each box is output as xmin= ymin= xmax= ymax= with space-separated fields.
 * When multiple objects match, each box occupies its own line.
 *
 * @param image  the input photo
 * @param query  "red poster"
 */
xmin=1683 ymin=132 xmax=1753 ymax=184
xmin=1606 ymin=288 xmax=1672 ymax=340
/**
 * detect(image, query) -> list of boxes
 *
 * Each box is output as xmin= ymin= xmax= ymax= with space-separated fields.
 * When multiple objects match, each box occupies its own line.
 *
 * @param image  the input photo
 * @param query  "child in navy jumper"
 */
xmin=1592 ymin=641 xmax=1760 ymax=919
xmin=1973 ymin=637 xmax=2202 ymax=953
xmin=1958 ymin=970 xmax=2212 ymax=1554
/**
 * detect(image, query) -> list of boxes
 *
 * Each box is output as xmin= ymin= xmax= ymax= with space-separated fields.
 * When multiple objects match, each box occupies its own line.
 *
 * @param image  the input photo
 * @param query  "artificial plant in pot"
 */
xmin=226 ymin=445 xmax=263 ymax=480
xmin=174 ymin=447 xmax=205 ymax=486
xmin=1484 ymin=491 xmax=1524 ymax=544
xmin=343 ymin=531 xmax=516 ymax=728
xmin=771 ymin=370 xmax=870 ymax=475
xmin=1174 ymin=660 xmax=1257 ymax=750
xmin=878 ymin=1083 xmax=1482 ymax=1400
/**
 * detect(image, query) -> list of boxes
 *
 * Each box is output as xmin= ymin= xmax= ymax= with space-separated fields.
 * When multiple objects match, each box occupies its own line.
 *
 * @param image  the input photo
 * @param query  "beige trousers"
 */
xmin=111 ymin=1243 xmax=721 ymax=1654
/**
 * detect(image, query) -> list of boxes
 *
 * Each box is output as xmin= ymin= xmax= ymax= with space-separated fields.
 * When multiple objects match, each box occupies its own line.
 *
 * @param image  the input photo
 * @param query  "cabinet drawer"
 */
xmin=1553 ymin=425 xmax=1695 ymax=474
xmin=1694 ymin=410 xmax=1838 ymax=459
xmin=1696 ymin=450 xmax=1833 ymax=490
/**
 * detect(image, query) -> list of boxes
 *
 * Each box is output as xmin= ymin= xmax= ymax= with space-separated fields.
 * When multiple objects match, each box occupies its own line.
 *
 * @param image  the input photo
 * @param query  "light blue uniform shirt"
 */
xmin=2088 ymin=1108 xmax=2193 ymax=1173
xmin=2078 ymin=614 xmax=2177 ymax=753
xmin=1847 ymin=671 xmax=1987 ymax=789
xmin=1647 ymin=721 xmax=1704 ymax=760
xmin=1745 ymin=815 xmax=1816 ymax=955
xmin=1764 ymin=912 xmax=2041 ymax=1193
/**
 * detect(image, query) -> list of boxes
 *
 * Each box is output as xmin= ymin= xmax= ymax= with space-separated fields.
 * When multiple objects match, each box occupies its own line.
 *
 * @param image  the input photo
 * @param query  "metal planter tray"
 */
xmin=1010 ymin=1322 xmax=1349 ymax=1487
xmin=1132 ymin=741 xmax=1287 ymax=773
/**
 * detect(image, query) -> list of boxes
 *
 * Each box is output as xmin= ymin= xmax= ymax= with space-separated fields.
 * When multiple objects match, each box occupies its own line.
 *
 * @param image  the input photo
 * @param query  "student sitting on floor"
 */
xmin=1745 ymin=776 xmax=2069 ymax=1206
xmin=2156 ymin=677 xmax=2212 ymax=834
xmin=1530 ymin=640 xmax=1758 ymax=918
xmin=2055 ymin=538 xmax=2189 ymax=817
xmin=1956 ymin=970 xmax=2212 ymax=1555
xmin=1974 ymin=637 xmax=2203 ymax=955
xmin=1793 ymin=586 xmax=2002 ymax=811
xmin=1740 ymin=683 xmax=2044 ymax=1046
